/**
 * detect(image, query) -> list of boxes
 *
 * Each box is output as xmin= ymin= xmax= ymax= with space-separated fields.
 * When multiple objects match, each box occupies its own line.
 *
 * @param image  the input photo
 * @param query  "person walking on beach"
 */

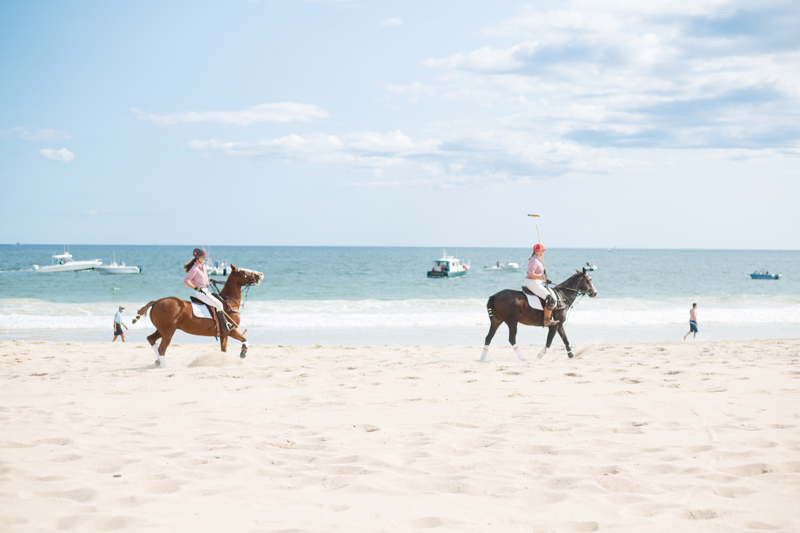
xmin=525 ymin=243 xmax=557 ymax=326
xmin=112 ymin=306 xmax=128 ymax=342
xmin=183 ymin=247 xmax=233 ymax=334
xmin=683 ymin=303 xmax=699 ymax=340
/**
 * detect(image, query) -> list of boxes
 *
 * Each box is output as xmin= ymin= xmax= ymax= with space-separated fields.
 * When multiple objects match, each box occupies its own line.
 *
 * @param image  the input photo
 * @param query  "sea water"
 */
xmin=1 ymin=245 xmax=798 ymax=346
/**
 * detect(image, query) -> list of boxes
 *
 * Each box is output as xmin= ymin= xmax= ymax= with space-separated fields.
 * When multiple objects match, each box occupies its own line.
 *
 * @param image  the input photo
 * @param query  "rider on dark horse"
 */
xmin=524 ymin=243 xmax=557 ymax=327
xmin=183 ymin=247 xmax=234 ymax=334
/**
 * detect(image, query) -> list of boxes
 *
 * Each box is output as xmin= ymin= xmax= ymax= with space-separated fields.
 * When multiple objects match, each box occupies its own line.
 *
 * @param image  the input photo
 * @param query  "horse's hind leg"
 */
xmin=481 ymin=318 xmax=502 ymax=362
xmin=507 ymin=319 xmax=525 ymax=361
xmin=147 ymin=331 xmax=162 ymax=359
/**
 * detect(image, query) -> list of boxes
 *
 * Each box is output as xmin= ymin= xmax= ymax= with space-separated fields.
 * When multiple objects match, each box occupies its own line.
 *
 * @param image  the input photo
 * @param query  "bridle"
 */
xmin=551 ymin=271 xmax=597 ymax=311
xmin=209 ymin=269 xmax=263 ymax=312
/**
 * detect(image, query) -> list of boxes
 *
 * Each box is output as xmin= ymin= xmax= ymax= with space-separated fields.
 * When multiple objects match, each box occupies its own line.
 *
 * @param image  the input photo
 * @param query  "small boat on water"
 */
xmin=94 ymin=261 xmax=141 ymax=274
xmin=483 ymin=261 xmax=521 ymax=271
xmin=33 ymin=251 xmax=102 ymax=272
xmin=428 ymin=250 xmax=470 ymax=278
xmin=750 ymin=270 xmax=780 ymax=280
xmin=585 ymin=262 xmax=597 ymax=271
xmin=207 ymin=260 xmax=229 ymax=276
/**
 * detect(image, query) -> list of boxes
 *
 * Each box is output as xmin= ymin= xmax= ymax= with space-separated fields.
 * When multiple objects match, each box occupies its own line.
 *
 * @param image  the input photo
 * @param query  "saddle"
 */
xmin=521 ymin=286 xmax=557 ymax=310
xmin=190 ymin=294 xmax=236 ymax=337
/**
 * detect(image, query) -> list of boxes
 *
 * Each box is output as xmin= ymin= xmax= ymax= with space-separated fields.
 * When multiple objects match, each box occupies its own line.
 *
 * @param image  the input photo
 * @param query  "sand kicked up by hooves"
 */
xmin=0 ymin=339 xmax=799 ymax=532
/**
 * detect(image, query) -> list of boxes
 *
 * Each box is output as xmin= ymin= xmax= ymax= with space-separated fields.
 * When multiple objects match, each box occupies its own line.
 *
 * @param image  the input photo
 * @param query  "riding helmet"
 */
xmin=193 ymin=247 xmax=208 ymax=258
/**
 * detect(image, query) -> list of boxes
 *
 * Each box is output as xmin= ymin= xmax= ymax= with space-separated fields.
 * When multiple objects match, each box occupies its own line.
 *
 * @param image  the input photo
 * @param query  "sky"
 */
xmin=1 ymin=0 xmax=798 ymax=249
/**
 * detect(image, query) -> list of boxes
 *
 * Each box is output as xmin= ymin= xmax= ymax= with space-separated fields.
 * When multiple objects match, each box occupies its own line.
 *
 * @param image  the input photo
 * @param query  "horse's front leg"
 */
xmin=227 ymin=328 xmax=249 ymax=359
xmin=538 ymin=326 xmax=558 ymax=359
xmin=557 ymin=325 xmax=574 ymax=358
xmin=220 ymin=335 xmax=228 ymax=353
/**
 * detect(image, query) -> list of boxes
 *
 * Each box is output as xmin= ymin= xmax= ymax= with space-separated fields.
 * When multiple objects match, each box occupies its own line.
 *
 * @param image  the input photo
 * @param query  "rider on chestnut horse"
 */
xmin=183 ymin=247 xmax=234 ymax=334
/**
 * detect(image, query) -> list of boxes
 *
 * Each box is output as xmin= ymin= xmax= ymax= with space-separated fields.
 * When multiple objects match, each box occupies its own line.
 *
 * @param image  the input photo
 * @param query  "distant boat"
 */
xmin=33 ymin=250 xmax=102 ymax=272
xmin=94 ymin=261 xmax=141 ymax=274
xmin=750 ymin=270 xmax=780 ymax=280
xmin=428 ymin=250 xmax=469 ymax=278
xmin=585 ymin=262 xmax=597 ymax=271
xmin=483 ymin=261 xmax=520 ymax=271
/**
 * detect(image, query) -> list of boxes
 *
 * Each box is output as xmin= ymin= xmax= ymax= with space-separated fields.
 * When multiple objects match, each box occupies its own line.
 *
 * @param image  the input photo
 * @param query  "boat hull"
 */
xmin=750 ymin=274 xmax=780 ymax=279
xmin=34 ymin=261 xmax=102 ymax=272
xmin=428 ymin=270 xmax=468 ymax=278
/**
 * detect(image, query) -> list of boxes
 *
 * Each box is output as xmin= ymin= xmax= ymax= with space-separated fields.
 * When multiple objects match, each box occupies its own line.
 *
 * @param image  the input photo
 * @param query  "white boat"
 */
xmin=94 ymin=261 xmax=141 ymax=274
xmin=207 ymin=260 xmax=229 ymax=276
xmin=428 ymin=250 xmax=470 ymax=278
xmin=585 ymin=262 xmax=597 ymax=271
xmin=33 ymin=251 xmax=102 ymax=273
xmin=483 ymin=261 xmax=521 ymax=271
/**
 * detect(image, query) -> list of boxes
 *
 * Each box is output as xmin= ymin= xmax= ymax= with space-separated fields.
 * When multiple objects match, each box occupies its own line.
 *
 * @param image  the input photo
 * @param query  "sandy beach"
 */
xmin=1 ymin=339 xmax=799 ymax=532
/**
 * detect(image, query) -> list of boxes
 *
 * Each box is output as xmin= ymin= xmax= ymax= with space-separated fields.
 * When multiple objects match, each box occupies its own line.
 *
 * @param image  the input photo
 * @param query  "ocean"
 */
xmin=1 ymin=245 xmax=798 ymax=346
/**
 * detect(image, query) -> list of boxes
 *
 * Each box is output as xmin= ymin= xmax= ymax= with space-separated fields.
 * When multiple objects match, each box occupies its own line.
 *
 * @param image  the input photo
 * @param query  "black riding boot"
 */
xmin=217 ymin=310 xmax=232 ymax=334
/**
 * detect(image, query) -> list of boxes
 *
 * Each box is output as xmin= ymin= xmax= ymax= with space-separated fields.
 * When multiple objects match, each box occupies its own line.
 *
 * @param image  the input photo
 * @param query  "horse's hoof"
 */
xmin=537 ymin=349 xmax=547 ymax=360
xmin=567 ymin=352 xmax=574 ymax=359
xmin=240 ymin=349 xmax=247 ymax=359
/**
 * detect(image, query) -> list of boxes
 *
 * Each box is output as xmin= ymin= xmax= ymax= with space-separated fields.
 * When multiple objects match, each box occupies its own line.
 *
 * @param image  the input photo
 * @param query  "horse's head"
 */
xmin=576 ymin=268 xmax=598 ymax=298
xmin=228 ymin=264 xmax=264 ymax=286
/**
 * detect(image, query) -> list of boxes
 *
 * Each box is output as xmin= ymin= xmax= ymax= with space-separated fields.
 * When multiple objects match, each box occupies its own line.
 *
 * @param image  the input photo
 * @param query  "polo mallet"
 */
xmin=528 ymin=214 xmax=545 ymax=272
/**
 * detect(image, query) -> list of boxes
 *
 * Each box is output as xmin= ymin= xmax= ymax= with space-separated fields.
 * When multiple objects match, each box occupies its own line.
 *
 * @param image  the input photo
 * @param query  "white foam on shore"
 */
xmin=1 ymin=296 xmax=799 ymax=332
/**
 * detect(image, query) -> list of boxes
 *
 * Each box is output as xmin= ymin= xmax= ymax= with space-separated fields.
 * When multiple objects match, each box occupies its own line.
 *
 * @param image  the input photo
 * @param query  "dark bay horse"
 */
xmin=132 ymin=265 xmax=263 ymax=363
xmin=481 ymin=268 xmax=597 ymax=361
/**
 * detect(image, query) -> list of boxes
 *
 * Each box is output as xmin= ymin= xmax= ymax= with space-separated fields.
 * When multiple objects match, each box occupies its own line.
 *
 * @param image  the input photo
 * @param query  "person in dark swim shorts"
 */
xmin=113 ymin=306 xmax=128 ymax=342
xmin=683 ymin=303 xmax=698 ymax=340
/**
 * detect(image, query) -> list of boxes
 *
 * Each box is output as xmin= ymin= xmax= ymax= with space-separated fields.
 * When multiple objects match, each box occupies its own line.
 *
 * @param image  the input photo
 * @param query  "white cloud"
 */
xmin=380 ymin=18 xmax=403 ymax=26
xmin=420 ymin=1 xmax=800 ymax=150
xmin=135 ymin=103 xmax=329 ymax=126
xmin=39 ymin=148 xmax=75 ymax=162
xmin=0 ymin=127 xmax=70 ymax=141
xmin=187 ymin=120 xmax=640 ymax=188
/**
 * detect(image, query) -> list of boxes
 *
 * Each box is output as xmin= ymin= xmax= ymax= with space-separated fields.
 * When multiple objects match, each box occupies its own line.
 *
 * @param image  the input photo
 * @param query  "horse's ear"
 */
xmin=230 ymin=264 xmax=237 ymax=272
xmin=582 ymin=267 xmax=586 ymax=274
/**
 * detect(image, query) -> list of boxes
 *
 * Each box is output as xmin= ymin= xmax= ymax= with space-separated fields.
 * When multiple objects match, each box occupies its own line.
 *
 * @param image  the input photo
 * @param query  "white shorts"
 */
xmin=524 ymin=278 xmax=553 ymax=301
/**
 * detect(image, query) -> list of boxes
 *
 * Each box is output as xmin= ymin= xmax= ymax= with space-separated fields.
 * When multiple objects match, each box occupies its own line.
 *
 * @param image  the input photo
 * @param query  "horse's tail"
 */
xmin=486 ymin=295 xmax=495 ymax=319
xmin=132 ymin=301 xmax=156 ymax=324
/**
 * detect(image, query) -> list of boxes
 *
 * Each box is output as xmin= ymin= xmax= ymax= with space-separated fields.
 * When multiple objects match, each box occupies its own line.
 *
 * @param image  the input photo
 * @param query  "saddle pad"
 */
xmin=525 ymin=292 xmax=543 ymax=310
xmin=191 ymin=302 xmax=213 ymax=319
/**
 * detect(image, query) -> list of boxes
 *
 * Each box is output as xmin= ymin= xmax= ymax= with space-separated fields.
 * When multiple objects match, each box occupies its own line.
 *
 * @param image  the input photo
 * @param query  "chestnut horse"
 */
xmin=132 ymin=265 xmax=263 ymax=362
xmin=481 ymin=268 xmax=597 ymax=361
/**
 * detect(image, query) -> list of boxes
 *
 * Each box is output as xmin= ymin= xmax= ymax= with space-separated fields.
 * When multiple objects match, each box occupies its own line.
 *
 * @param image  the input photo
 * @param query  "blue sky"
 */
xmin=1 ymin=0 xmax=798 ymax=249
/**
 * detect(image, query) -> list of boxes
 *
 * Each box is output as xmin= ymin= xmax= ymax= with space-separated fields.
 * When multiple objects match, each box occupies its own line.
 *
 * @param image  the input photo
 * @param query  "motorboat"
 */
xmin=483 ymin=261 xmax=521 ymax=271
xmin=585 ymin=262 xmax=597 ymax=271
xmin=207 ymin=259 xmax=229 ymax=276
xmin=33 ymin=251 xmax=102 ymax=272
xmin=94 ymin=261 xmax=141 ymax=274
xmin=428 ymin=250 xmax=470 ymax=278
xmin=750 ymin=270 xmax=780 ymax=280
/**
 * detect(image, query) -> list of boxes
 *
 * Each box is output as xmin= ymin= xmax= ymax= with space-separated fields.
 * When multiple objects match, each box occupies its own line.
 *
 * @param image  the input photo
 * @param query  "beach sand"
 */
xmin=1 ymin=339 xmax=799 ymax=532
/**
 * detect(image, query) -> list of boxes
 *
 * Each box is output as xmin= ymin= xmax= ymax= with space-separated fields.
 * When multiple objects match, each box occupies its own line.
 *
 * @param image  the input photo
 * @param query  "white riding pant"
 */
xmin=195 ymin=287 xmax=224 ymax=312
xmin=524 ymin=278 xmax=554 ymax=301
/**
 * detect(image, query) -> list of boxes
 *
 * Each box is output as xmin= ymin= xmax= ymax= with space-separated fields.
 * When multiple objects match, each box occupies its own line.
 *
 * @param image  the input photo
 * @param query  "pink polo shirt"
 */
xmin=527 ymin=255 xmax=544 ymax=277
xmin=184 ymin=262 xmax=209 ymax=288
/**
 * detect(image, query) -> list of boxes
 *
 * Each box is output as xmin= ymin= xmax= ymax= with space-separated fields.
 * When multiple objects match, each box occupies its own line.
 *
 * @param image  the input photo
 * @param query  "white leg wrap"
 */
xmin=537 ymin=347 xmax=547 ymax=360
xmin=479 ymin=346 xmax=489 ymax=362
xmin=151 ymin=343 xmax=160 ymax=357
xmin=513 ymin=344 xmax=525 ymax=361
xmin=158 ymin=355 xmax=167 ymax=368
